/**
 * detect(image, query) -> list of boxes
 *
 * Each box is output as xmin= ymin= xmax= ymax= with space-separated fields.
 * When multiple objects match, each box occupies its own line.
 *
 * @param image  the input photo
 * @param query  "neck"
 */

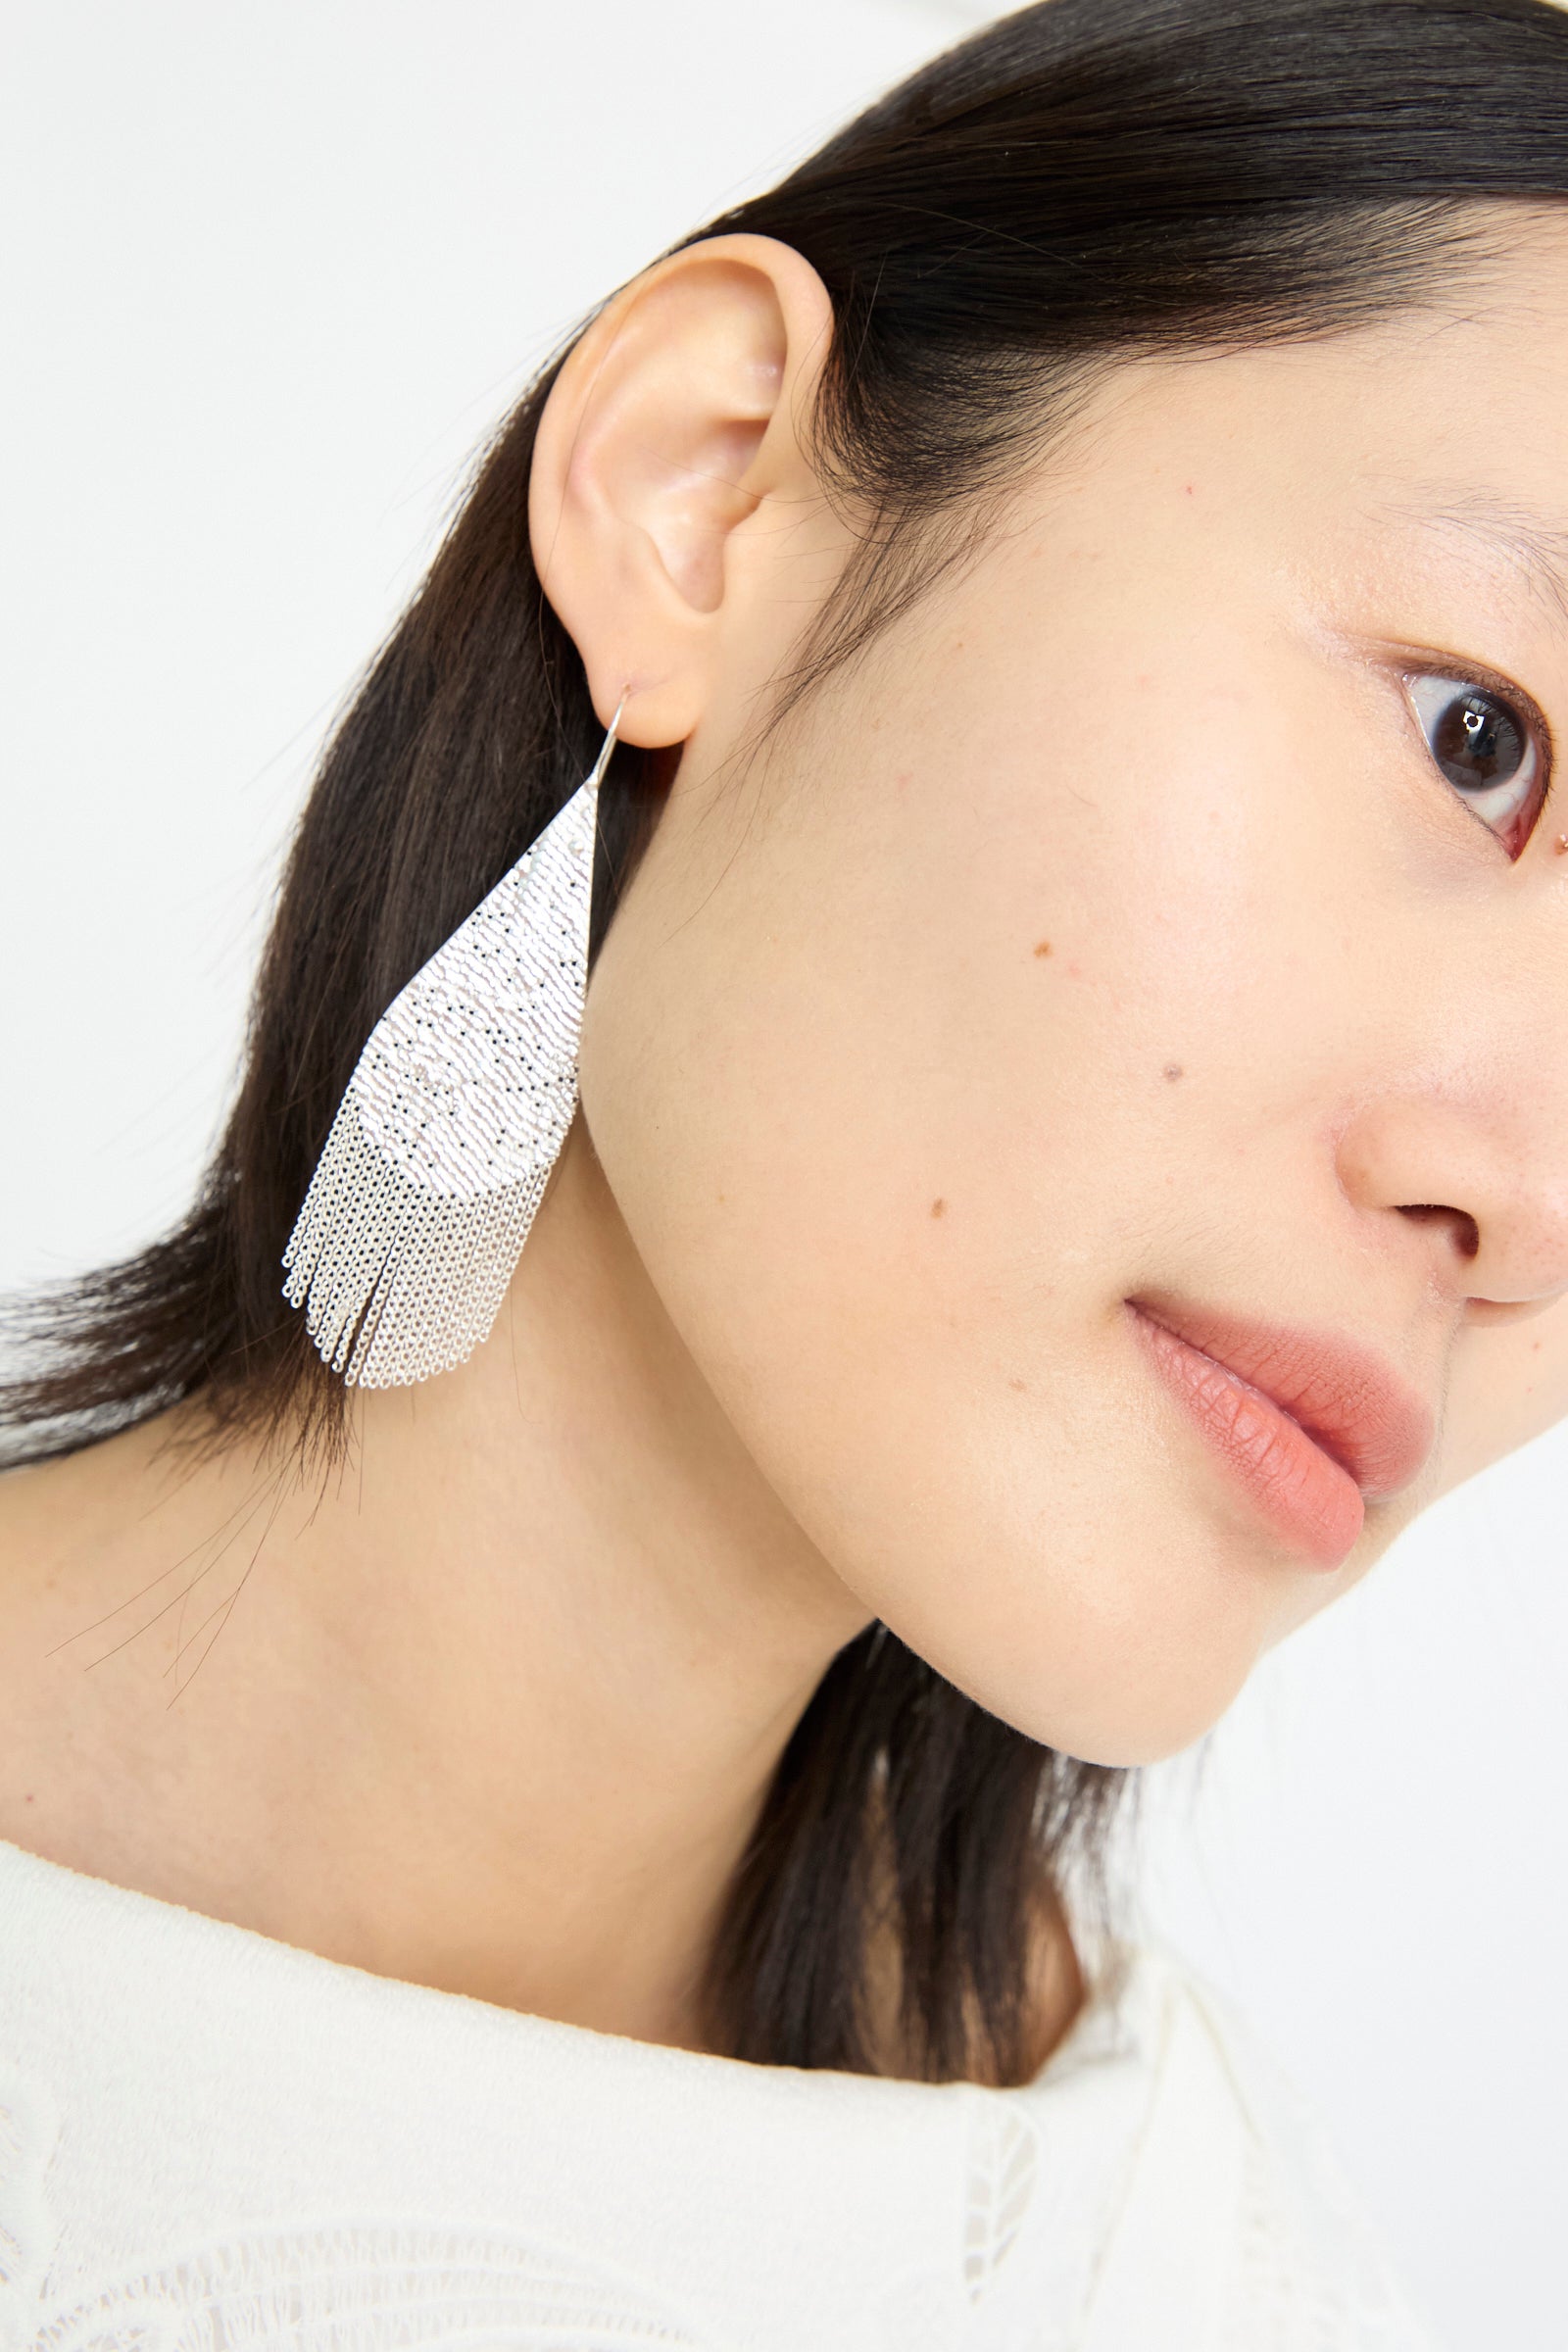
xmin=0 ymin=1118 xmax=870 ymax=2048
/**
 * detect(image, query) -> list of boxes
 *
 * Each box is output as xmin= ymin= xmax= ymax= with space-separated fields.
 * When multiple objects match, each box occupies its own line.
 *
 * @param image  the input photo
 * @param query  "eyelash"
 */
xmin=1397 ymin=658 xmax=1556 ymax=860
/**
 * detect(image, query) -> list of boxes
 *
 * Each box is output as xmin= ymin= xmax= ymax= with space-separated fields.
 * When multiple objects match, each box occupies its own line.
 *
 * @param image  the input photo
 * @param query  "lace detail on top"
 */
xmin=0 ymin=2050 xmax=715 ymax=2352
xmin=0 ymin=1837 xmax=1444 ymax=2352
xmin=961 ymin=2106 xmax=1037 ymax=2301
xmin=875 ymin=2088 xmax=1135 ymax=2352
xmin=19 ymin=2224 xmax=712 ymax=2352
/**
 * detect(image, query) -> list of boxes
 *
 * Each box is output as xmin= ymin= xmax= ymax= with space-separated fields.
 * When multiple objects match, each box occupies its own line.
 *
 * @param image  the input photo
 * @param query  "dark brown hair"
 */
xmin=9 ymin=0 xmax=1568 ymax=2082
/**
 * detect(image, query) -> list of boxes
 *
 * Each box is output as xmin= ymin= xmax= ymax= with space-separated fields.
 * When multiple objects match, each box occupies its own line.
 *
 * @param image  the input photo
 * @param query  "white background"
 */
xmin=3 ymin=5 xmax=1564 ymax=2345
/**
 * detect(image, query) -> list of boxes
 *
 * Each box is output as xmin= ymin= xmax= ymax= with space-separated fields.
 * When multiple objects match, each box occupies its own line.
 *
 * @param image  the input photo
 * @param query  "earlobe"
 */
xmin=528 ymin=234 xmax=836 ymax=747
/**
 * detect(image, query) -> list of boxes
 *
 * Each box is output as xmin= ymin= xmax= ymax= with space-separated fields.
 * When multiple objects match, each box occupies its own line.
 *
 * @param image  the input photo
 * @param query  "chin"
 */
xmin=1018 ymin=1690 xmax=1240 ymax=1773
xmin=1043 ymin=1715 xmax=1226 ymax=1773
xmin=922 ymin=1584 xmax=1267 ymax=1773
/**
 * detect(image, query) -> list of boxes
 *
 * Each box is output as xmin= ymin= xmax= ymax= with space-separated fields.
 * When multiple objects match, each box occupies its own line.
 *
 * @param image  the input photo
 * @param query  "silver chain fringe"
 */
xmin=281 ymin=713 xmax=621 ymax=1387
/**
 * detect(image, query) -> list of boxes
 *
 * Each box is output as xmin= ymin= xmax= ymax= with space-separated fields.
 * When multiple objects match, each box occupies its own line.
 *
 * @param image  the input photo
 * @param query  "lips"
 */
xmin=1127 ymin=1293 xmax=1436 ymax=1568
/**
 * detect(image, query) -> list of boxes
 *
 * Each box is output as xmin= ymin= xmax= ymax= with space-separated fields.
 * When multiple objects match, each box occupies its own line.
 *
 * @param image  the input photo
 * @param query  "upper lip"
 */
xmin=1128 ymin=1294 xmax=1437 ymax=1497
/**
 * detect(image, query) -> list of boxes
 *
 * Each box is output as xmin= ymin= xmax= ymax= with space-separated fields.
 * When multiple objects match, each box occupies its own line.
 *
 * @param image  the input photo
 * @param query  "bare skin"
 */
xmin=5 ymin=218 xmax=1568 ymax=2062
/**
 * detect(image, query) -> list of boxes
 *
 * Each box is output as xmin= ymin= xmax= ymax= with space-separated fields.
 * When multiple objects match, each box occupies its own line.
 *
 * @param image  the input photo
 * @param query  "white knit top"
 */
xmin=0 ymin=1834 xmax=1439 ymax=2351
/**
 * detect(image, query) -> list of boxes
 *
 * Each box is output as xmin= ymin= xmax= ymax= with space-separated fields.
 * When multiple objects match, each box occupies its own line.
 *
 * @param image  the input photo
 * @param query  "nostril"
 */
xmin=1399 ymin=1202 xmax=1481 ymax=1259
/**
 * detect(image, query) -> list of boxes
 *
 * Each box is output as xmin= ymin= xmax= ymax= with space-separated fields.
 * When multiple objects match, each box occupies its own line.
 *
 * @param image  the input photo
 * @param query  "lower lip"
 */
xmin=1129 ymin=1306 xmax=1364 ymax=1569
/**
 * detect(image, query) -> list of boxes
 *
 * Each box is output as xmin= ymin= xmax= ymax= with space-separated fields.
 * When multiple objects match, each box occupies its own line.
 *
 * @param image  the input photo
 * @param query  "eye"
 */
xmin=1404 ymin=670 xmax=1551 ymax=858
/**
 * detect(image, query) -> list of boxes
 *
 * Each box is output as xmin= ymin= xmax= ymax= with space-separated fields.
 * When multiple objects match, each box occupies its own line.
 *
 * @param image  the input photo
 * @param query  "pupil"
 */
xmin=1434 ymin=691 xmax=1522 ymax=789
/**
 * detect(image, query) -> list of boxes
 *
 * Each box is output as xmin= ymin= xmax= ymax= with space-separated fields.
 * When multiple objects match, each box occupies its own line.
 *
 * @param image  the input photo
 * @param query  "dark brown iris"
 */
xmin=1431 ymin=689 xmax=1526 ymax=791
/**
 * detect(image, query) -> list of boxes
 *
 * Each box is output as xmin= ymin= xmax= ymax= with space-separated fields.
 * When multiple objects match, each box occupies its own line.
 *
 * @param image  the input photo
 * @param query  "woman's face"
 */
xmin=572 ymin=218 xmax=1568 ymax=1766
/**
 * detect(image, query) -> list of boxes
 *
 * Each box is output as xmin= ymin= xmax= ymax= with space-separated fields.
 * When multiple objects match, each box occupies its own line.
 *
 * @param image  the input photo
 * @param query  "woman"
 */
xmin=3 ymin=0 xmax=1565 ymax=2339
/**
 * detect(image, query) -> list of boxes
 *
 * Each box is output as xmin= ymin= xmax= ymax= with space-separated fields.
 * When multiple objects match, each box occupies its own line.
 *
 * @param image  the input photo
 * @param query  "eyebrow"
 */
xmin=1380 ymin=487 xmax=1568 ymax=633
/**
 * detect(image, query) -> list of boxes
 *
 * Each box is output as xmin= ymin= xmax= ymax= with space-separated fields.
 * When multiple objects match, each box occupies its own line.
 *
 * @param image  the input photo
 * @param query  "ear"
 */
xmin=528 ymin=233 xmax=837 ymax=748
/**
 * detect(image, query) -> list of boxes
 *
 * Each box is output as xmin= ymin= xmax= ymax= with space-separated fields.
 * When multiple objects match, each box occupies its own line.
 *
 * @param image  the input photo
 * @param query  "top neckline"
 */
xmin=0 ymin=1827 xmax=1145 ymax=2103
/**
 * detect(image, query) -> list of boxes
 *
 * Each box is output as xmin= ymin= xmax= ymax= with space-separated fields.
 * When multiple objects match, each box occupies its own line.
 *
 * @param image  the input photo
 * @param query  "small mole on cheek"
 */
xmin=931 ymin=1198 xmax=948 ymax=1219
xmin=1033 ymin=940 xmax=1053 ymax=958
xmin=1162 ymin=1063 xmax=1184 ymax=1083
xmin=1008 ymin=1378 xmax=1028 ymax=1393
xmin=1182 ymin=481 xmax=1197 ymax=496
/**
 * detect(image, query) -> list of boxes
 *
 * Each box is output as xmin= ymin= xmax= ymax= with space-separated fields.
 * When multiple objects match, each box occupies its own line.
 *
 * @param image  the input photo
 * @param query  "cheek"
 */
xmin=578 ymin=633 xmax=1354 ymax=1764
xmin=1426 ymin=1298 xmax=1568 ymax=1498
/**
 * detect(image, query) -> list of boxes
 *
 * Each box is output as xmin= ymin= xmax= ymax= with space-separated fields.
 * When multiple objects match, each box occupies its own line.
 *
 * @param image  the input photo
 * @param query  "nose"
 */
xmin=1336 ymin=1087 xmax=1568 ymax=1311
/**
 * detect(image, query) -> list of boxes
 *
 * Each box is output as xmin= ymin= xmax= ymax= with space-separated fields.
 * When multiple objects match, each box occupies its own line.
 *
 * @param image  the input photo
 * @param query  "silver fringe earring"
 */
xmin=281 ymin=697 xmax=626 ymax=1388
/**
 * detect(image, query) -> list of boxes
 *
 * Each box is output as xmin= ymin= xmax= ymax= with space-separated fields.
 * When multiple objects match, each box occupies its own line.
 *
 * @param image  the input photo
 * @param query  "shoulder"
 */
xmin=1037 ymin=1933 xmax=1446 ymax=2351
